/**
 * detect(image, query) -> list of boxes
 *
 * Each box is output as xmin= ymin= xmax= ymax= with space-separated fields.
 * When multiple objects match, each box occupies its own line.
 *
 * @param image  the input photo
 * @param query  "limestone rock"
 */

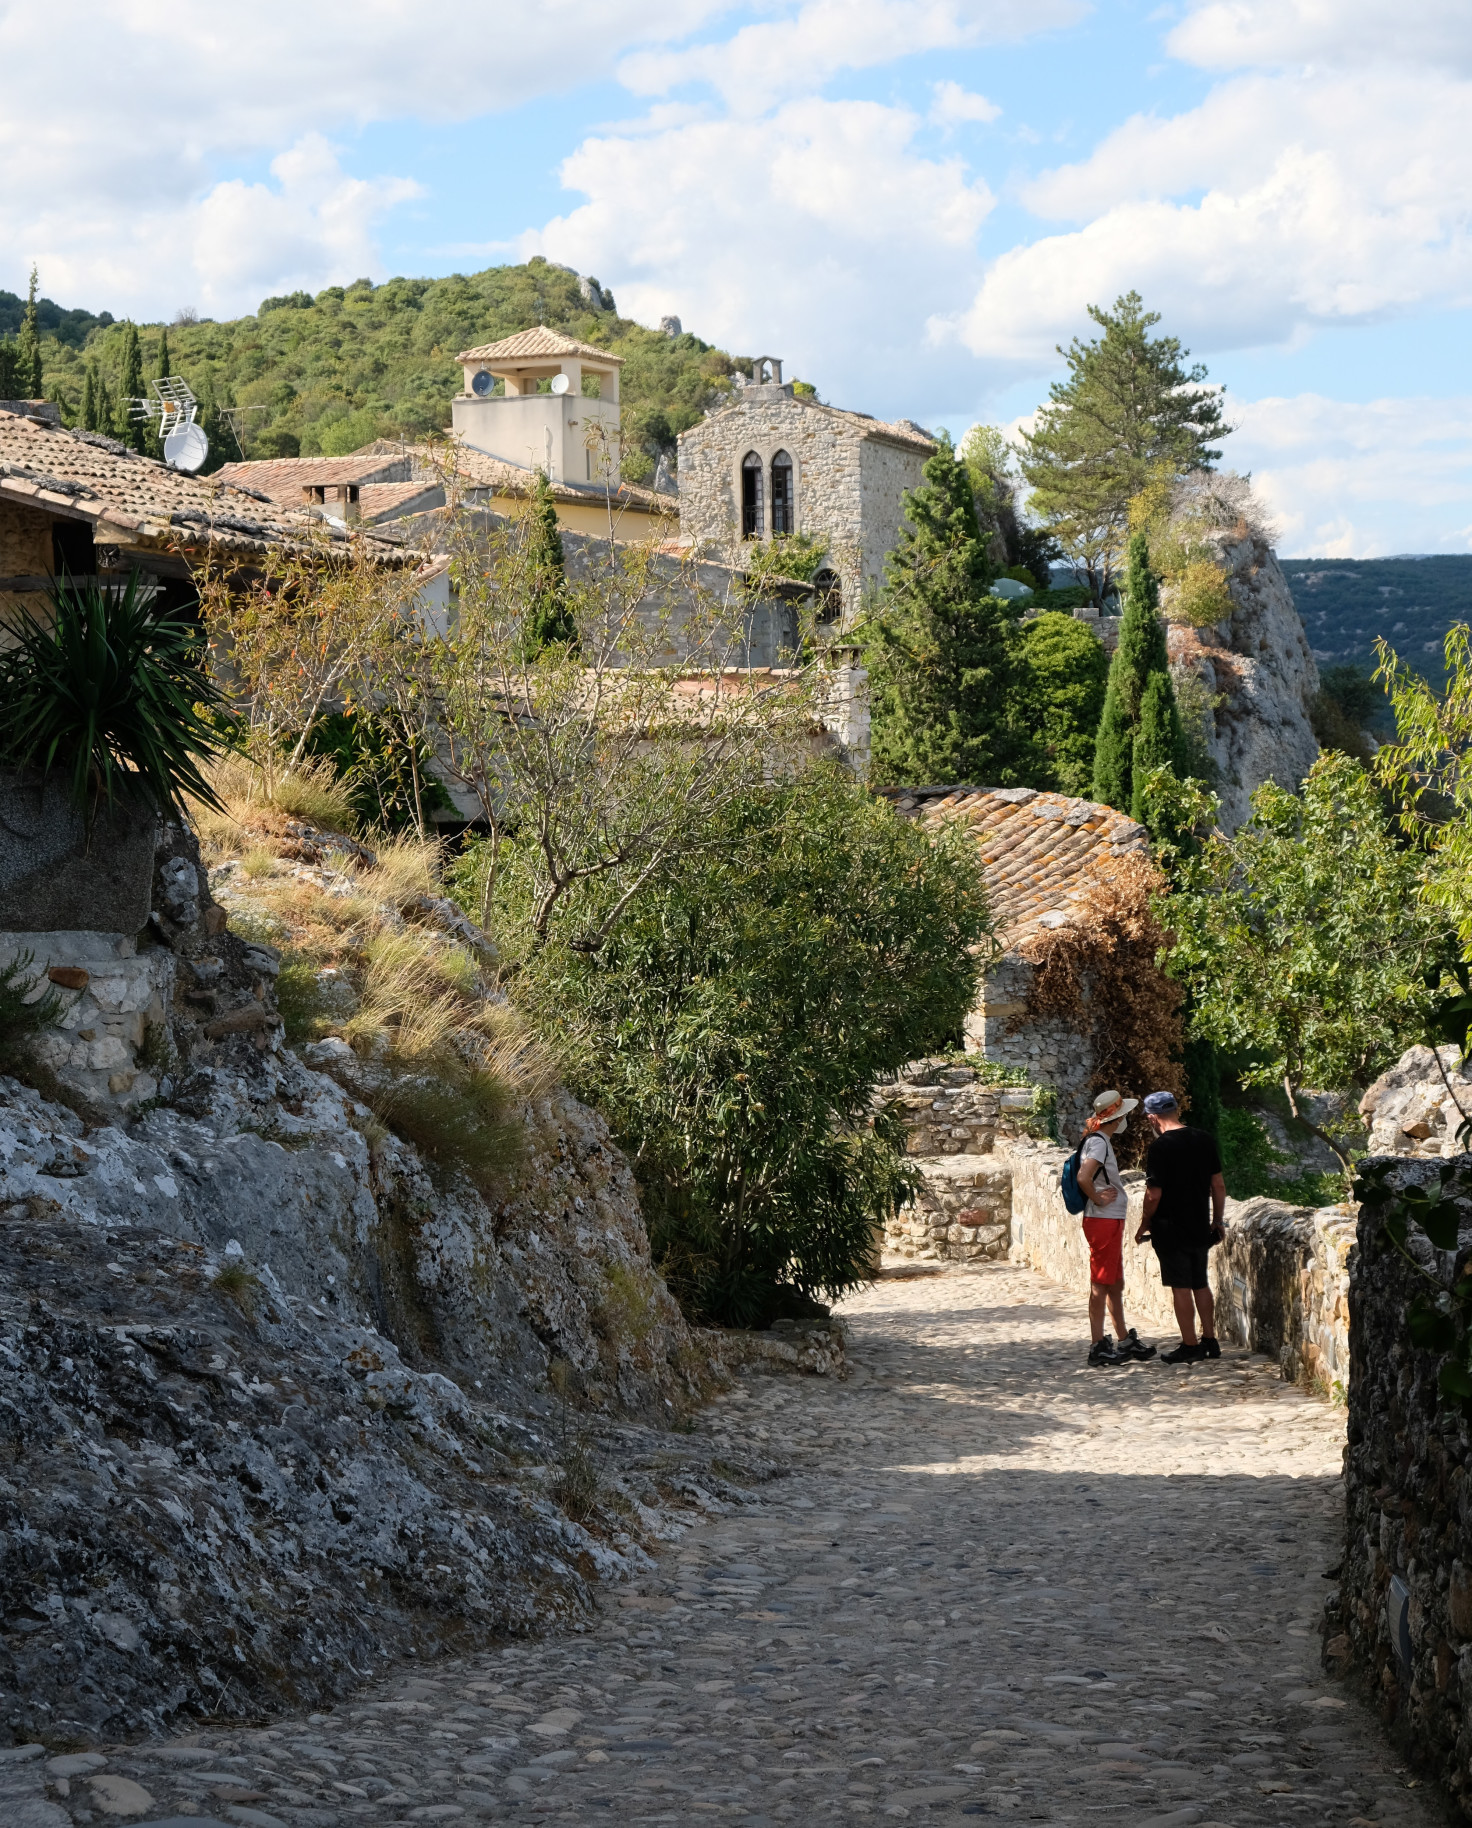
xmin=1181 ymin=532 xmax=1321 ymax=833
xmin=1359 ymin=1044 xmax=1472 ymax=1158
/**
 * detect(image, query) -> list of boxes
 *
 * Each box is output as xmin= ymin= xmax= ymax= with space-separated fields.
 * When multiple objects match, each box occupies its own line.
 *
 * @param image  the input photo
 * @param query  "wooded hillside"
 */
xmin=1284 ymin=554 xmax=1472 ymax=682
xmin=24 ymin=261 xmax=741 ymax=480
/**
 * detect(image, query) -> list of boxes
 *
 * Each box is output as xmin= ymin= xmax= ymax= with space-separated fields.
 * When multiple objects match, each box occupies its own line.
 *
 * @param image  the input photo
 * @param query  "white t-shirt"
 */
xmin=1081 ymin=1133 xmax=1125 ymax=1219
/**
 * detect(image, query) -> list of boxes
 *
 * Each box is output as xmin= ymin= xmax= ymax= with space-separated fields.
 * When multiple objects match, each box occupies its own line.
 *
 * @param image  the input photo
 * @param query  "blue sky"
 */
xmin=2 ymin=0 xmax=1468 ymax=556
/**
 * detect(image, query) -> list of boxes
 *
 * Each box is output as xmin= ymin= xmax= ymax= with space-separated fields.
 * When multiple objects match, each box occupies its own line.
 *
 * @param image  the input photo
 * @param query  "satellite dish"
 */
xmin=471 ymin=369 xmax=493 ymax=397
xmin=164 ymin=421 xmax=210 ymax=472
xmin=549 ymin=372 xmax=571 ymax=396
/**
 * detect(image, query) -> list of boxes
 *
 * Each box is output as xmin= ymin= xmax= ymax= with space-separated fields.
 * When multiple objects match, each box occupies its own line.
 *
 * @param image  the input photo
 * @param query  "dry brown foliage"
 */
xmin=1016 ymin=853 xmax=1184 ymax=1162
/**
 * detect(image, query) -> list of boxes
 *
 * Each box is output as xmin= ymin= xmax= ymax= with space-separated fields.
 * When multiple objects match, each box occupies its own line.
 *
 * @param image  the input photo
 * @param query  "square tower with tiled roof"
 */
xmin=452 ymin=327 xmax=623 ymax=489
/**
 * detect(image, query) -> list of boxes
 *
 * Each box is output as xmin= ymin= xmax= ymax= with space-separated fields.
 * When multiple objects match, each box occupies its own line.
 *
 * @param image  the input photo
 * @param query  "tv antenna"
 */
xmin=129 ymin=376 xmax=211 ymax=471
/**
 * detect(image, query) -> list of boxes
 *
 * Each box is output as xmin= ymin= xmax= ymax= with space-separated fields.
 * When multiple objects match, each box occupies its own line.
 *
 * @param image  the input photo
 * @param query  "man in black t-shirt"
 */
xmin=1135 ymin=1091 xmax=1227 ymax=1365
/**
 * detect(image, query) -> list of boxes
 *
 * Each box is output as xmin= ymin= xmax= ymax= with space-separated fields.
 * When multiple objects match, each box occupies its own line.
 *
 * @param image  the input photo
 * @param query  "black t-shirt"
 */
xmin=1144 ymin=1125 xmax=1223 ymax=1249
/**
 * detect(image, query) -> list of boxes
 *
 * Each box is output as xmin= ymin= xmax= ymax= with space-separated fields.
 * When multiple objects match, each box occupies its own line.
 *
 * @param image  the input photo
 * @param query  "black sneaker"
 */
xmin=1119 ymin=1328 xmax=1157 ymax=1361
xmin=1087 ymin=1337 xmax=1121 ymax=1367
xmin=1161 ymin=1339 xmax=1205 ymax=1364
xmin=1200 ymin=1336 xmax=1221 ymax=1359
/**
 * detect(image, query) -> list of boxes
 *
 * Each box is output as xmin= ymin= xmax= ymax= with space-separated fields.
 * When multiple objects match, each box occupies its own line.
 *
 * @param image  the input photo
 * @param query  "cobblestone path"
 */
xmin=35 ymin=1262 xmax=1439 ymax=1827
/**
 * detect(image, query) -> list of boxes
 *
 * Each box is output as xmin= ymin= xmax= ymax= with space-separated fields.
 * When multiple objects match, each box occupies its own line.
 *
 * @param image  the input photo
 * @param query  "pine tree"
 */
xmin=1091 ymin=530 xmax=1184 ymax=812
xmin=16 ymin=267 xmax=44 ymax=398
xmin=115 ymin=322 xmax=147 ymax=453
xmin=866 ymin=433 xmax=1038 ymax=786
xmin=1020 ymin=291 xmax=1226 ymax=602
xmin=523 ymin=471 xmax=576 ymax=650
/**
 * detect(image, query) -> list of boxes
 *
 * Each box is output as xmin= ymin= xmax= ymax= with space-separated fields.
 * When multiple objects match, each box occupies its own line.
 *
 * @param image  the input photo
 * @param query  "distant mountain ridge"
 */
xmin=1282 ymin=553 xmax=1472 ymax=680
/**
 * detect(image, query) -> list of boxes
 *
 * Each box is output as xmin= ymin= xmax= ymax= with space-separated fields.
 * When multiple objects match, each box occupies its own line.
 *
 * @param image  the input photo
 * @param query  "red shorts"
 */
xmin=1082 ymin=1216 xmax=1124 ymax=1287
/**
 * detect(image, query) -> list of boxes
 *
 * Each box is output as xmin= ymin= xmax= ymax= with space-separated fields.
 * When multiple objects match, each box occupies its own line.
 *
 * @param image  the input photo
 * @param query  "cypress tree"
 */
xmin=1091 ymin=530 xmax=1184 ymax=812
xmin=115 ymin=322 xmax=147 ymax=453
xmin=79 ymin=363 xmax=98 ymax=431
xmin=16 ymin=267 xmax=43 ymax=398
xmin=156 ymin=326 xmax=172 ymax=381
xmin=524 ymin=471 xmax=576 ymax=650
xmin=1130 ymin=671 xmax=1186 ymax=821
xmin=0 ymin=338 xmax=19 ymax=399
xmin=867 ymin=433 xmax=1038 ymax=786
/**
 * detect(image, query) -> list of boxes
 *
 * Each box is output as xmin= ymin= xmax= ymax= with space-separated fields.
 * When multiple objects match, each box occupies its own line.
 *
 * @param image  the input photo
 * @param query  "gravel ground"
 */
xmin=11 ymin=1259 xmax=1438 ymax=1828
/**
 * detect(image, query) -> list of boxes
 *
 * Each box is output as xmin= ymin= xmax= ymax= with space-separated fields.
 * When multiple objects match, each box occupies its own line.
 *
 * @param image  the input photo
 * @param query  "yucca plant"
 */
xmin=0 ymin=573 xmax=229 ymax=820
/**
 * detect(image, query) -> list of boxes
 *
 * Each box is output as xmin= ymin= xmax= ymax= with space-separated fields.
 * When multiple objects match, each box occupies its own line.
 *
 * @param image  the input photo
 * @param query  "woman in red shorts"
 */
xmin=1076 ymin=1090 xmax=1156 ymax=1367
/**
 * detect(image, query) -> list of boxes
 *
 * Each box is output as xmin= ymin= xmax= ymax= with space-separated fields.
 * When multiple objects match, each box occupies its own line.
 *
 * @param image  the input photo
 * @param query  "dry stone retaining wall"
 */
xmin=878 ymin=1059 xmax=1041 ymax=1263
xmin=1331 ymin=1154 xmax=1472 ymax=1817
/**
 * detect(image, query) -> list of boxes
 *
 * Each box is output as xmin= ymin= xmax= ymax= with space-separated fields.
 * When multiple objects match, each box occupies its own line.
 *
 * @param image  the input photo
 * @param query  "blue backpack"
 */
xmin=1060 ymin=1141 xmax=1088 ymax=1215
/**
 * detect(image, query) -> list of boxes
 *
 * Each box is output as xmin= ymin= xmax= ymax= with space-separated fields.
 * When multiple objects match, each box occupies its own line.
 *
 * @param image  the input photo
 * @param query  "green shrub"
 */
xmin=504 ymin=765 xmax=993 ymax=1327
xmin=0 ymin=573 xmax=228 ymax=817
xmin=1219 ymin=1106 xmax=1345 ymax=1207
xmin=358 ymin=1062 xmax=524 ymax=1191
xmin=0 ymin=952 xmax=61 ymax=1072
xmin=273 ymin=954 xmax=333 ymax=1045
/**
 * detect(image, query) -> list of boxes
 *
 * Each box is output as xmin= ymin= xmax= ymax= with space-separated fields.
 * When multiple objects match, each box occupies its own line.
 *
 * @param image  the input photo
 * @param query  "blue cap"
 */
xmin=1143 ymin=1090 xmax=1179 ymax=1115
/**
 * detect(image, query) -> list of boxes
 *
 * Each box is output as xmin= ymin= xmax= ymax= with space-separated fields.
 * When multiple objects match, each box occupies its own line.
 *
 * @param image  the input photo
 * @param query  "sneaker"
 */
xmin=1118 ymin=1328 xmax=1157 ymax=1361
xmin=1200 ymin=1336 xmax=1221 ymax=1359
xmin=1161 ymin=1339 xmax=1205 ymax=1364
xmin=1087 ymin=1336 xmax=1121 ymax=1367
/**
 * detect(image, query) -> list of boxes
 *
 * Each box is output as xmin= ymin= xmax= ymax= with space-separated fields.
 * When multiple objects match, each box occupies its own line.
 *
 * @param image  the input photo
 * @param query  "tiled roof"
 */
xmin=0 ymin=410 xmax=403 ymax=563
xmin=455 ymin=327 xmax=624 ymax=366
xmin=882 ymin=785 xmax=1150 ymax=947
xmin=216 ymin=454 xmax=410 ymax=504
xmin=706 ymin=391 xmax=936 ymax=454
xmin=360 ymin=481 xmax=444 ymax=524
xmin=388 ymin=437 xmax=673 ymax=516
xmin=824 ymin=407 xmax=936 ymax=452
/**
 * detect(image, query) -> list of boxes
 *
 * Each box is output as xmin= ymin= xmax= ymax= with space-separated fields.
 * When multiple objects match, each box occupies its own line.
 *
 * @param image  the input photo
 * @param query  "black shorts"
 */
xmin=1156 ymin=1246 xmax=1210 ymax=1291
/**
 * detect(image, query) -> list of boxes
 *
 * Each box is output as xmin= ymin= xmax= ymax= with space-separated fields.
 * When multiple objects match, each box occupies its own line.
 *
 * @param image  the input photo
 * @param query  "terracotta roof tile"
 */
xmin=455 ymin=327 xmax=625 ymax=366
xmin=878 ymin=784 xmax=1150 ymax=949
xmin=0 ymin=411 xmax=404 ymax=564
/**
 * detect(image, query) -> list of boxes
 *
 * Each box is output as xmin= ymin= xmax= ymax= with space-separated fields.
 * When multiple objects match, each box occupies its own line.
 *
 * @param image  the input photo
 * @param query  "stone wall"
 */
xmin=1330 ymin=1155 xmax=1472 ymax=1817
xmin=964 ymin=953 xmax=1098 ymax=1146
xmin=677 ymin=389 xmax=928 ymax=616
xmin=878 ymin=1059 xmax=1042 ymax=1263
xmin=1004 ymin=1135 xmax=1354 ymax=1374
xmin=0 ymin=496 xmax=52 ymax=577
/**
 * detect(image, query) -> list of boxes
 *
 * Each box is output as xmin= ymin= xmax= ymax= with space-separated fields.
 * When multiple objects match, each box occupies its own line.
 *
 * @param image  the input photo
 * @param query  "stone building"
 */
xmin=676 ymin=368 xmax=935 ymax=620
xmin=883 ymin=784 xmax=1153 ymax=1143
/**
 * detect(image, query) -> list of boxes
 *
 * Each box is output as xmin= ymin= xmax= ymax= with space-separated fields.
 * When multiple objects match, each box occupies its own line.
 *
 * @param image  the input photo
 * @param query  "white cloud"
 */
xmin=930 ymin=80 xmax=1002 ymax=126
xmin=945 ymin=68 xmax=1472 ymax=368
xmin=1168 ymin=0 xmax=1472 ymax=75
xmin=1231 ymin=393 xmax=1472 ymax=558
xmin=526 ymin=97 xmax=993 ymax=400
xmin=0 ymin=0 xmax=730 ymax=312
xmin=618 ymin=0 xmax=1082 ymax=114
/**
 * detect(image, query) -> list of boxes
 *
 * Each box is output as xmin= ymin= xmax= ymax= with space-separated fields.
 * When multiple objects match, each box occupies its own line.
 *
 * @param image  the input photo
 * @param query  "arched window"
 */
xmin=741 ymin=451 xmax=764 ymax=539
xmin=770 ymin=450 xmax=794 ymax=535
xmin=813 ymin=567 xmax=842 ymax=625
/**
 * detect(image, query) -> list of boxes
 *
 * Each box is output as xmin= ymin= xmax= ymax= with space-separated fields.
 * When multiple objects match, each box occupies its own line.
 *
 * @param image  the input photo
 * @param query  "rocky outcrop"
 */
xmin=0 ymin=822 xmax=820 ymax=1744
xmin=1173 ymin=529 xmax=1321 ymax=833
xmin=1360 ymin=1044 xmax=1472 ymax=1159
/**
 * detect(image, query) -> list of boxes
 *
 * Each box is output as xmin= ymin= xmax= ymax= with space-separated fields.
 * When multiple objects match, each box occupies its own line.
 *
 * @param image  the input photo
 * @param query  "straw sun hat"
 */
xmin=1088 ymin=1089 xmax=1139 ymax=1133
